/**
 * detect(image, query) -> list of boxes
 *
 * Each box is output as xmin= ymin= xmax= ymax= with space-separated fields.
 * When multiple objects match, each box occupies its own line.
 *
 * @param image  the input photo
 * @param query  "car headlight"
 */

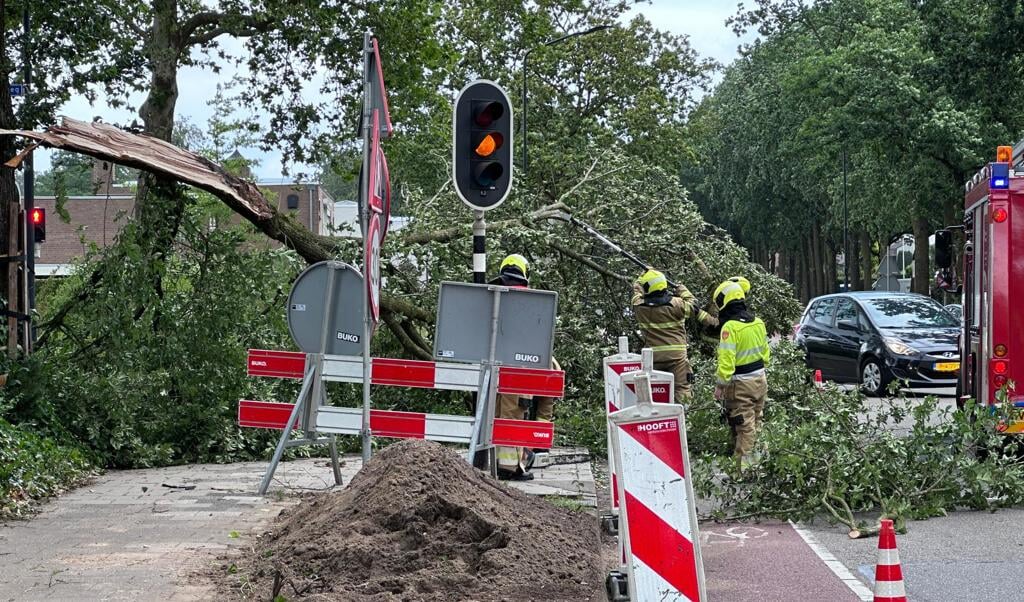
xmin=883 ymin=337 xmax=917 ymax=356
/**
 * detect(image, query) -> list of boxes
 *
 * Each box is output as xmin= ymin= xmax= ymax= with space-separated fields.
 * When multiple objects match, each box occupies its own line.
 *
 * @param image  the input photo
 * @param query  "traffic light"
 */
xmin=29 ymin=207 xmax=45 ymax=243
xmin=453 ymin=80 xmax=513 ymax=211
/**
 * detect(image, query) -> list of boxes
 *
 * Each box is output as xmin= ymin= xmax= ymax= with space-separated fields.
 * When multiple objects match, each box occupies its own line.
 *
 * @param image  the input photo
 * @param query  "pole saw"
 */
xmin=556 ymin=212 xmax=679 ymax=289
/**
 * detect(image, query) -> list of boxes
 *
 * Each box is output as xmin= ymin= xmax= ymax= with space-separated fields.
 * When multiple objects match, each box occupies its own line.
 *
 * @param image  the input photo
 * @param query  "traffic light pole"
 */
xmin=473 ymin=211 xmax=486 ymax=284
xmin=22 ymin=7 xmax=35 ymax=350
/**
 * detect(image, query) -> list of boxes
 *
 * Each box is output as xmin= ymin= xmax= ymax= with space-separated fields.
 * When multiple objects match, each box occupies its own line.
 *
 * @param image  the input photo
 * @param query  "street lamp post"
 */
xmin=521 ymin=24 xmax=612 ymax=175
xmin=843 ymin=147 xmax=849 ymax=292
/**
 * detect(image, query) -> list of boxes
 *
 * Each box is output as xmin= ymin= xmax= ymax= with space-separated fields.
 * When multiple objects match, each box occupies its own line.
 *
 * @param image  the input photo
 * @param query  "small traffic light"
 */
xmin=453 ymin=80 xmax=513 ymax=211
xmin=29 ymin=207 xmax=45 ymax=243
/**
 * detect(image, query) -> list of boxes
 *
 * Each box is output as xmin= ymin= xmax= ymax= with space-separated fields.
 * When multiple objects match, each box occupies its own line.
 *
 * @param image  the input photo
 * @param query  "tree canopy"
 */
xmin=686 ymin=0 xmax=1024 ymax=300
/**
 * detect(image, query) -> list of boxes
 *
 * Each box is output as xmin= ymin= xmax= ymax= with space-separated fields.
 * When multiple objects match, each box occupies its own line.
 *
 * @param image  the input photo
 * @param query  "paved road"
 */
xmin=806 ymin=509 xmax=1024 ymax=601
xmin=806 ymin=385 xmax=1024 ymax=601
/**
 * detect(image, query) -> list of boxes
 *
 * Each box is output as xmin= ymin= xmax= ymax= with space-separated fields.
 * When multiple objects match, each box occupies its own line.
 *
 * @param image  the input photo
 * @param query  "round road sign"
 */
xmin=287 ymin=261 xmax=365 ymax=355
xmin=365 ymin=214 xmax=382 ymax=323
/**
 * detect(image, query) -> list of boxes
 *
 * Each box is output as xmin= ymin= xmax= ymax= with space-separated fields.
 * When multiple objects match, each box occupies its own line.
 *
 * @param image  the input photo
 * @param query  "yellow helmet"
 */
xmin=499 ymin=253 xmax=529 ymax=283
xmin=636 ymin=269 xmax=669 ymax=295
xmin=714 ymin=279 xmax=746 ymax=310
xmin=728 ymin=276 xmax=751 ymax=294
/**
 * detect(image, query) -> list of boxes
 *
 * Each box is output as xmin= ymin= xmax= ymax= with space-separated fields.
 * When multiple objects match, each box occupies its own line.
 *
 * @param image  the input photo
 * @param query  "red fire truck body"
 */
xmin=961 ymin=143 xmax=1024 ymax=431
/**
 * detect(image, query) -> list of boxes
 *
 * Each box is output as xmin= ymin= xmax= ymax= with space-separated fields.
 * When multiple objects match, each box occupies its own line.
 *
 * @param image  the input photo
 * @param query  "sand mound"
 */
xmin=230 ymin=440 xmax=603 ymax=601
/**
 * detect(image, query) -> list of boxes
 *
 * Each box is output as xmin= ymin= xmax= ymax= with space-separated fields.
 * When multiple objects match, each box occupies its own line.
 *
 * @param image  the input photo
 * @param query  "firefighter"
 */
xmin=491 ymin=254 xmax=539 ymax=481
xmin=712 ymin=278 xmax=770 ymax=470
xmin=632 ymin=269 xmax=717 ymax=400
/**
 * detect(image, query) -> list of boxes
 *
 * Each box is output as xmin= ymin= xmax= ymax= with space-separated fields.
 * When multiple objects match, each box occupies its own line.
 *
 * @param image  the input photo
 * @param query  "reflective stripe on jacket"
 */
xmin=717 ymin=317 xmax=770 ymax=384
xmin=632 ymin=285 xmax=716 ymax=361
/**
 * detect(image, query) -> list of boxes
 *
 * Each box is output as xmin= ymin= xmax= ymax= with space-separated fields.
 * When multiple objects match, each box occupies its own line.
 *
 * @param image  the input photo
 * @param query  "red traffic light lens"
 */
xmin=993 ymin=208 xmax=1008 ymax=223
xmin=31 ymin=208 xmax=44 ymax=224
xmin=473 ymin=102 xmax=504 ymax=127
xmin=474 ymin=133 xmax=503 ymax=157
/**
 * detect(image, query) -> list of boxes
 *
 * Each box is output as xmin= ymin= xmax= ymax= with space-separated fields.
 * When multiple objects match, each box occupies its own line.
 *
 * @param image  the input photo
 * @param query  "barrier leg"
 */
xmin=467 ymin=368 xmax=491 ymax=466
xmin=257 ymin=365 xmax=316 ymax=495
xmin=329 ymin=435 xmax=343 ymax=486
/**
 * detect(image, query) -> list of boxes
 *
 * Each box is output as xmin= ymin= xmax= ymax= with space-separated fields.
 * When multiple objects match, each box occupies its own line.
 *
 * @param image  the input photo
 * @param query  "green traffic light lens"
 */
xmin=473 ymin=162 xmax=504 ymax=187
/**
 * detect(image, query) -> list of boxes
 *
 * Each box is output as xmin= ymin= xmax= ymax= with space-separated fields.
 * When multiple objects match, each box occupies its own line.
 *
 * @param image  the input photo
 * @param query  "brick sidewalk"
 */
xmin=0 ymin=450 xmax=594 ymax=601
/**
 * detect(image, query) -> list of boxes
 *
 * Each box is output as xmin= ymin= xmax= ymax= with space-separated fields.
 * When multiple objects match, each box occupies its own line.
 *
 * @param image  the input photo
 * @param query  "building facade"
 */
xmin=35 ymin=161 xmax=336 ymax=276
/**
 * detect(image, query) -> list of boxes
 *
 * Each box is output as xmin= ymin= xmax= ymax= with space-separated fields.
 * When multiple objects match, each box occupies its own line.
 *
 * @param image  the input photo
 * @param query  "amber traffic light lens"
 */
xmin=474 ymin=133 xmax=503 ymax=157
xmin=474 ymin=102 xmax=504 ymax=127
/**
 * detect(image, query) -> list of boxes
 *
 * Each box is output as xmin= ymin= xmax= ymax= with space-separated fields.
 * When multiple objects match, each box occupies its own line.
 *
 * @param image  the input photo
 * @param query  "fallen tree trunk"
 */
xmin=0 ymin=118 xmax=430 ymax=327
xmin=2 ymin=118 xmax=339 ymax=264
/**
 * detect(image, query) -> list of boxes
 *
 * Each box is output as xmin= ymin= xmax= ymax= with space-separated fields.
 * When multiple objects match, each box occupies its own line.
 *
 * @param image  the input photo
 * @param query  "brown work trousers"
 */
xmin=654 ymin=357 xmax=693 ymax=402
xmin=724 ymin=374 xmax=768 ymax=459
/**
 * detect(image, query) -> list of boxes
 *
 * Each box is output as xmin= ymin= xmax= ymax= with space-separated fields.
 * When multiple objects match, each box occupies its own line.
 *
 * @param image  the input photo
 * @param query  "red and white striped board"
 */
xmin=245 ymin=349 xmax=564 ymax=398
xmin=603 ymin=354 xmax=642 ymax=523
xmin=238 ymin=400 xmax=300 ymax=430
xmin=609 ymin=365 xmax=674 ymax=512
xmin=238 ymin=401 xmax=555 ymax=449
xmin=247 ymin=349 xmax=307 ymax=379
xmin=609 ymin=401 xmax=705 ymax=602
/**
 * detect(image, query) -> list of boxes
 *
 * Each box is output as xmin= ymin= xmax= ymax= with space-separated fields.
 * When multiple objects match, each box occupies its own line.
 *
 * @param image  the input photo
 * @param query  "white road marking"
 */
xmin=788 ymin=520 xmax=873 ymax=601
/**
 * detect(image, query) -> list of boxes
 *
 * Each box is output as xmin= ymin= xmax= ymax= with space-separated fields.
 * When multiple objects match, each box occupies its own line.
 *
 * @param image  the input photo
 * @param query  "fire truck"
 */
xmin=936 ymin=142 xmax=1024 ymax=432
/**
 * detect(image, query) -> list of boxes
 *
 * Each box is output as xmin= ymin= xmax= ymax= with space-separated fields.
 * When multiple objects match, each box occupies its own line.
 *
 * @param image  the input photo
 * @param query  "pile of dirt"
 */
xmin=227 ymin=440 xmax=604 ymax=601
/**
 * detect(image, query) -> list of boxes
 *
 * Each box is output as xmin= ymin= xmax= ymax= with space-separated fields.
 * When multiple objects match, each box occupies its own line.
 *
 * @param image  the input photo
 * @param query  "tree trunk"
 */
xmin=825 ymin=238 xmax=837 ymax=294
xmin=850 ymin=233 xmax=861 ymax=291
xmin=798 ymin=238 xmax=810 ymax=303
xmin=912 ymin=215 xmax=930 ymax=295
xmin=136 ymin=0 xmax=185 ymax=239
xmin=1 ymin=0 xmax=19 ymax=355
xmin=810 ymin=224 xmax=823 ymax=298
xmin=860 ymin=230 xmax=873 ymax=291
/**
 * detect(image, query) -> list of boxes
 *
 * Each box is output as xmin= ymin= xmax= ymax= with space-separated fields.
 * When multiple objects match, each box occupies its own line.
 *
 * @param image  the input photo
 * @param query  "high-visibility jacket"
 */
xmin=717 ymin=318 xmax=770 ymax=384
xmin=633 ymin=285 xmax=716 ymax=362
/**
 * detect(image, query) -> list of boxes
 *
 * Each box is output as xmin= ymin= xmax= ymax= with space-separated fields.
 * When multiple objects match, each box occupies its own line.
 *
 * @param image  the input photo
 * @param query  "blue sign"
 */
xmin=9 ymin=84 xmax=25 ymax=96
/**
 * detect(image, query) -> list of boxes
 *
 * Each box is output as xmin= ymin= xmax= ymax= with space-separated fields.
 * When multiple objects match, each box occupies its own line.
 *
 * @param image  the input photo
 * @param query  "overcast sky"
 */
xmin=36 ymin=1 xmax=747 ymax=179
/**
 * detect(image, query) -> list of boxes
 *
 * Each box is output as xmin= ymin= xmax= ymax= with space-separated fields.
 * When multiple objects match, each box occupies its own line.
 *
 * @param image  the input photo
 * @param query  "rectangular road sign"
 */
xmin=433 ymin=282 xmax=557 ymax=368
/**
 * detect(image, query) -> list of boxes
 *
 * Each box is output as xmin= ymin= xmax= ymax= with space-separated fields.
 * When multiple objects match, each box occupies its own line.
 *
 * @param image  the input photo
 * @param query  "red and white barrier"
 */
xmin=239 ymin=349 xmax=563 ymax=450
xmin=239 ymin=402 xmax=556 ymax=449
xmin=610 ymin=371 xmax=704 ymax=602
xmin=604 ymin=353 xmax=674 ymax=512
xmin=246 ymin=349 xmax=564 ymax=397
xmin=873 ymin=519 xmax=906 ymax=602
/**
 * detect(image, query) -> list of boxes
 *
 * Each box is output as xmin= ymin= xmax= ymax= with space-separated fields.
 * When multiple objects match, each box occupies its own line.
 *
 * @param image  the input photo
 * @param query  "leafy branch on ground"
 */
xmin=687 ymin=340 xmax=1024 ymax=534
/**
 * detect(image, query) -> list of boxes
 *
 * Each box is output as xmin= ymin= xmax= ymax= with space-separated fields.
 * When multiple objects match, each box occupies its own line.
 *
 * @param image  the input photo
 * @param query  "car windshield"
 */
xmin=862 ymin=297 xmax=959 ymax=329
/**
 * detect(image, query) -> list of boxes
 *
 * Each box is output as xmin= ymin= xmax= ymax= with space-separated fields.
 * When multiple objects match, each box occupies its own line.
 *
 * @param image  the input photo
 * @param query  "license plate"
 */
xmin=934 ymin=362 xmax=960 ymax=372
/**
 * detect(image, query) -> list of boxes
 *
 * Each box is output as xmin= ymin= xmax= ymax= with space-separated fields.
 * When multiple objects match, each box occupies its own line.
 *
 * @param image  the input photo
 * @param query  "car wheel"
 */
xmin=861 ymin=357 xmax=892 ymax=397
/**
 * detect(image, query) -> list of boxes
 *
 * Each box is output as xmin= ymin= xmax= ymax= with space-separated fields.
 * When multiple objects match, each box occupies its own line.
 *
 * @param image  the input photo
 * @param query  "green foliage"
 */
xmin=0 ymin=418 xmax=93 ymax=519
xmin=12 ymin=195 xmax=305 ymax=468
xmin=687 ymin=0 xmax=1024 ymax=298
xmin=690 ymin=340 xmax=1024 ymax=529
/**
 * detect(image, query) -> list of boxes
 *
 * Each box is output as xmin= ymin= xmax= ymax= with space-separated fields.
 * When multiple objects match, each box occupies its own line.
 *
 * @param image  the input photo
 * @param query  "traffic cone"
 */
xmin=814 ymin=369 xmax=824 ymax=390
xmin=873 ymin=519 xmax=907 ymax=602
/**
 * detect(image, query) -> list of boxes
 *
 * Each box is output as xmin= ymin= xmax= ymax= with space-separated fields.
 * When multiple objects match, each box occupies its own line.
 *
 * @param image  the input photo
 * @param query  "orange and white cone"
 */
xmin=814 ymin=369 xmax=824 ymax=390
xmin=873 ymin=519 xmax=907 ymax=602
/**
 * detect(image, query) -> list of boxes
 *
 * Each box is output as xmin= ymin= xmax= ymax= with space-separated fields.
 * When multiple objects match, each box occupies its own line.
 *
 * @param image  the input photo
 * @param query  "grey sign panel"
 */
xmin=433 ymin=282 xmax=557 ymax=368
xmin=287 ymin=261 xmax=365 ymax=355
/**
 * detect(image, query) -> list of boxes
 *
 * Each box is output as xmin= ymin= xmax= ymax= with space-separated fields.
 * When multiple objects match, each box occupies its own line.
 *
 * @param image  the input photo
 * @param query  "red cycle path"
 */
xmin=701 ymin=520 xmax=862 ymax=601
